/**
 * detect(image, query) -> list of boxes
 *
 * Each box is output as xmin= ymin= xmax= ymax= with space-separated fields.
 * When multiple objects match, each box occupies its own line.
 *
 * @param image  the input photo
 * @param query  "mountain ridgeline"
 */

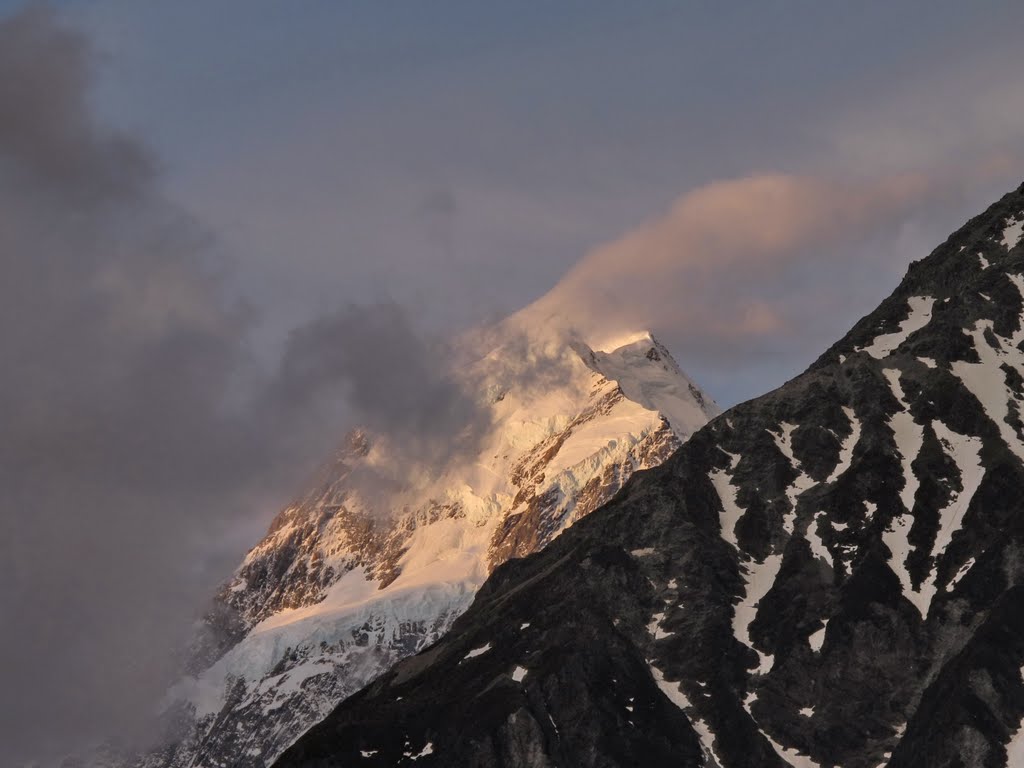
xmin=124 ymin=325 xmax=717 ymax=768
xmin=274 ymin=184 xmax=1024 ymax=767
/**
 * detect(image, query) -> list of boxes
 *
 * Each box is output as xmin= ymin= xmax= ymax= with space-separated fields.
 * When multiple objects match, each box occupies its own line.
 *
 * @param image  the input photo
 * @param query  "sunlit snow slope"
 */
xmin=141 ymin=321 xmax=717 ymax=768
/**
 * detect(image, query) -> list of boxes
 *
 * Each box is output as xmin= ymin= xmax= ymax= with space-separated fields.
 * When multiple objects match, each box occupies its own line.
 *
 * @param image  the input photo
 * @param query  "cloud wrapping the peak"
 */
xmin=531 ymin=168 xmax=1008 ymax=360
xmin=267 ymin=300 xmax=493 ymax=478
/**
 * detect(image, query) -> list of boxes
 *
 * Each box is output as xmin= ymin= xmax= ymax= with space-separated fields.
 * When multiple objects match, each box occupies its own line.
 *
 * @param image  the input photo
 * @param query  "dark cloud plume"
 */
xmin=0 ymin=8 xmax=483 ymax=764
xmin=271 ymin=302 xmax=486 ymax=455
xmin=264 ymin=302 xmax=493 ymax=503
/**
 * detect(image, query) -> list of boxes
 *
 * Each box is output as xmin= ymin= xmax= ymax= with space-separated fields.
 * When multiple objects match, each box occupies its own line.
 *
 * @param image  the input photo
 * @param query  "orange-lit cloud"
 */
xmin=518 ymin=168 xmax=999 ymax=351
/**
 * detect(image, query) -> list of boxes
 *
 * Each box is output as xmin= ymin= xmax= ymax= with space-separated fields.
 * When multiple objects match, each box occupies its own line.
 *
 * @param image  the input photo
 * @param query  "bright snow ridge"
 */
xmin=587 ymin=330 xmax=719 ymax=441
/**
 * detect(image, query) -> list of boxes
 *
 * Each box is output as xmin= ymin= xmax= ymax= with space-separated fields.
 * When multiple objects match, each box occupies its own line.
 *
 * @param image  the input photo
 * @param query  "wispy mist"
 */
xmin=0 ymin=8 xmax=482 ymax=763
xmin=527 ymin=164 xmax=1022 ymax=383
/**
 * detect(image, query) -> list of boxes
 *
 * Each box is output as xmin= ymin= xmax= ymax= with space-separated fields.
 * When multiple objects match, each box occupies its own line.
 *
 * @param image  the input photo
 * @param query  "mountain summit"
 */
xmin=275 ymin=185 xmax=1024 ymax=768
xmin=137 ymin=325 xmax=717 ymax=767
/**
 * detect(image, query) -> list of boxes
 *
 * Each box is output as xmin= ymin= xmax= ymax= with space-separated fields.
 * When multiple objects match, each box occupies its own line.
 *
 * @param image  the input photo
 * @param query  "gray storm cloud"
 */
xmin=0 ymin=8 xmax=485 ymax=764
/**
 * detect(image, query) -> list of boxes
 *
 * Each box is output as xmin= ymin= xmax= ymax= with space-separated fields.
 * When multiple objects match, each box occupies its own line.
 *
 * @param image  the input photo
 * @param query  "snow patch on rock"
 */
xmin=463 ymin=643 xmax=492 ymax=660
xmin=771 ymin=422 xmax=815 ymax=534
xmin=1001 ymin=215 xmax=1024 ymax=251
xmin=827 ymin=407 xmax=860 ymax=483
xmin=808 ymin=620 xmax=828 ymax=652
xmin=649 ymin=664 xmax=721 ymax=767
xmin=860 ymin=296 xmax=935 ymax=359
xmin=733 ymin=553 xmax=783 ymax=675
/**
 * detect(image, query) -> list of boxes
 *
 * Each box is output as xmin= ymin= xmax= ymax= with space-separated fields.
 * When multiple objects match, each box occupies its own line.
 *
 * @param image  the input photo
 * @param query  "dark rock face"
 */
xmin=274 ymin=184 xmax=1024 ymax=767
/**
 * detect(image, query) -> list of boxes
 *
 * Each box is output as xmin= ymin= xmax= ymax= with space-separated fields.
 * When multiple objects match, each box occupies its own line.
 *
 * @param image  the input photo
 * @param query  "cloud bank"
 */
xmin=0 ymin=8 xmax=484 ymax=763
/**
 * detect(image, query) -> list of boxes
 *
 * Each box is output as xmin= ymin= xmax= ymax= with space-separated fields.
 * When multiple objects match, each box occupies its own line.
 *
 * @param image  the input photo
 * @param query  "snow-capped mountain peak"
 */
xmin=139 ymin=324 xmax=717 ymax=767
xmin=579 ymin=332 xmax=715 ymax=436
